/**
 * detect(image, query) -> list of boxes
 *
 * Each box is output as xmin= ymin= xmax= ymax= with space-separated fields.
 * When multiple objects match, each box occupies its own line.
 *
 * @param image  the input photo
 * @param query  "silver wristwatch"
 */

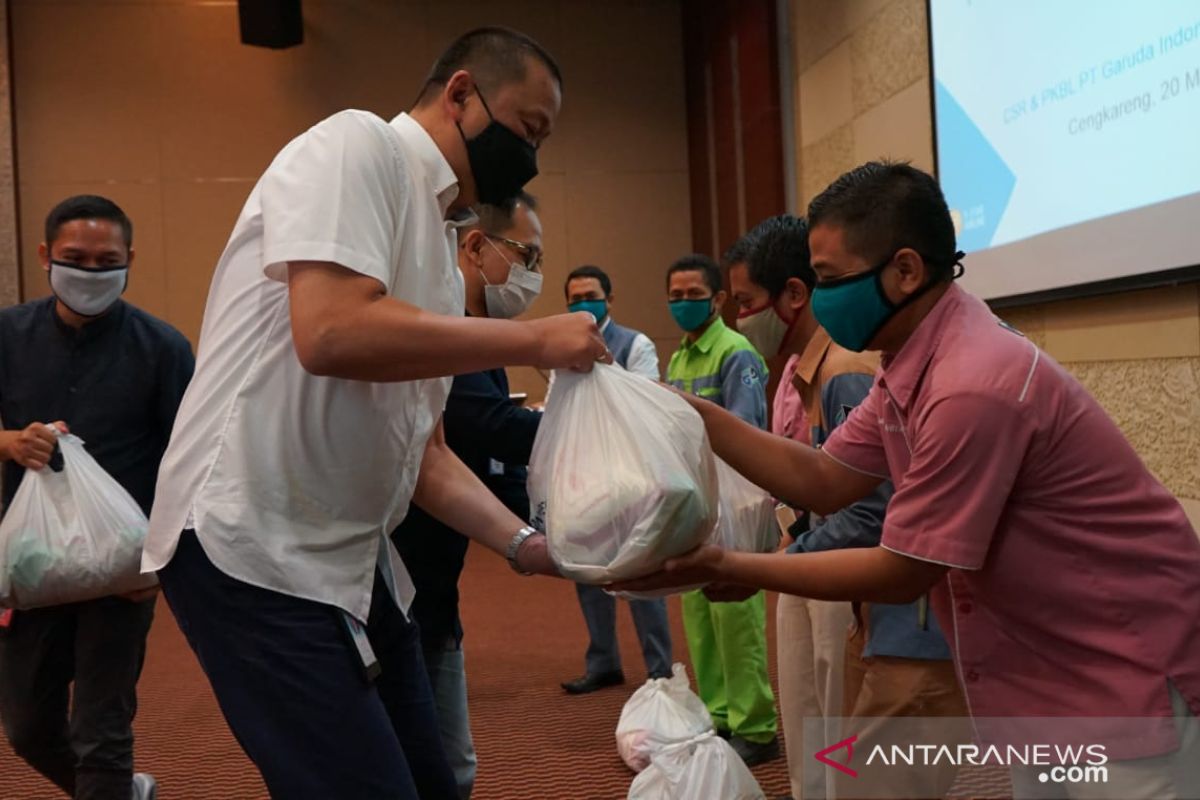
xmin=505 ymin=526 xmax=539 ymax=575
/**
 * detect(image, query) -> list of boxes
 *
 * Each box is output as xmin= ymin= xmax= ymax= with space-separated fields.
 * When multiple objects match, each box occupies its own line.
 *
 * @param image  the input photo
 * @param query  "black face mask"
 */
xmin=457 ymin=87 xmax=538 ymax=206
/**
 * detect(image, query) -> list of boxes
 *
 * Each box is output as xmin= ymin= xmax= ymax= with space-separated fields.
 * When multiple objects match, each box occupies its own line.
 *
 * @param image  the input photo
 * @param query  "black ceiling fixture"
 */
xmin=238 ymin=0 xmax=304 ymax=49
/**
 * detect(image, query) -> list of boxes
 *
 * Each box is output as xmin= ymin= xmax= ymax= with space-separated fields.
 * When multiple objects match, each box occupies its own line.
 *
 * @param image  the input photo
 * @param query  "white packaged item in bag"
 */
xmin=0 ymin=431 xmax=156 ymax=609
xmin=616 ymin=663 xmax=713 ymax=772
xmin=528 ymin=364 xmax=719 ymax=585
xmin=712 ymin=457 xmax=780 ymax=553
xmin=627 ymin=731 xmax=766 ymax=800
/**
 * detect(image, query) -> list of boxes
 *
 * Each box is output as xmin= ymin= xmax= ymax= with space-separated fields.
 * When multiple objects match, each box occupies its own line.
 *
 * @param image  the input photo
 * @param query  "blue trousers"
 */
xmin=574 ymin=583 xmax=672 ymax=677
xmin=422 ymin=643 xmax=477 ymax=799
xmin=159 ymin=531 xmax=457 ymax=800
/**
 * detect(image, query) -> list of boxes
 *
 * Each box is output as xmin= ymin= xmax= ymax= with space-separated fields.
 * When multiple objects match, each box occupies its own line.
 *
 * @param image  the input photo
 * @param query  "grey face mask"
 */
xmin=481 ymin=239 xmax=543 ymax=319
xmin=48 ymin=261 xmax=128 ymax=317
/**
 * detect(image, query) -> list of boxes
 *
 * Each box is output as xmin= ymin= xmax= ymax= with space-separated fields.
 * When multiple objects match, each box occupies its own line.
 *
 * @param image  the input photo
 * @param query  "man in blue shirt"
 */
xmin=392 ymin=192 xmax=545 ymax=799
xmin=559 ymin=265 xmax=673 ymax=694
xmin=0 ymin=195 xmax=194 ymax=800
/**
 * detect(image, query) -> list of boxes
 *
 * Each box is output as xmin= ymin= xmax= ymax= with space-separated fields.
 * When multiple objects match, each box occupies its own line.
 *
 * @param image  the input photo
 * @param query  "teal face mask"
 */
xmin=812 ymin=251 xmax=963 ymax=351
xmin=669 ymin=298 xmax=714 ymax=332
xmin=568 ymin=298 xmax=608 ymax=325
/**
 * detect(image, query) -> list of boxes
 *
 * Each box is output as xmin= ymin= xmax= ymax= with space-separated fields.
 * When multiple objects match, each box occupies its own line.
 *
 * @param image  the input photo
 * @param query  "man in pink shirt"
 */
xmin=616 ymin=162 xmax=1200 ymax=798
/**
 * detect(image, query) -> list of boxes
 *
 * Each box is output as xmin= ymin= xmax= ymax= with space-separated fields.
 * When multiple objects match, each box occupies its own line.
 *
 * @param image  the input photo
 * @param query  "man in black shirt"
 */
xmin=392 ymin=193 xmax=543 ymax=799
xmin=0 ymin=195 xmax=194 ymax=800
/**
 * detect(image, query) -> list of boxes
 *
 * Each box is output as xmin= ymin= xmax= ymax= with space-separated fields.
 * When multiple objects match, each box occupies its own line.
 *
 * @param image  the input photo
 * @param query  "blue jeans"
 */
xmin=423 ymin=643 xmax=477 ymax=799
xmin=574 ymin=583 xmax=672 ymax=676
xmin=159 ymin=531 xmax=457 ymax=800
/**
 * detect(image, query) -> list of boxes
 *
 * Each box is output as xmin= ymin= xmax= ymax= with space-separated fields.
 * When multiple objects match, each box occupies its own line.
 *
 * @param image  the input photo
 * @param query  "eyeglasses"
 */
xmin=487 ymin=235 xmax=543 ymax=272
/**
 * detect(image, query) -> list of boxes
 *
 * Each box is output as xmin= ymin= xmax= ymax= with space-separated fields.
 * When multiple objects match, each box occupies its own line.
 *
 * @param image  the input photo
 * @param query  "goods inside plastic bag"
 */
xmin=528 ymin=364 xmax=719 ymax=586
xmin=616 ymin=663 xmax=714 ymax=772
xmin=711 ymin=457 xmax=780 ymax=553
xmin=0 ymin=431 xmax=156 ymax=609
xmin=626 ymin=731 xmax=766 ymax=800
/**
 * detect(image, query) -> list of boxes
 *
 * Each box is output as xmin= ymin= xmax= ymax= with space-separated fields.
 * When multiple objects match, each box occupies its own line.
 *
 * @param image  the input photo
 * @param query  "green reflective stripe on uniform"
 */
xmin=667 ymin=318 xmax=767 ymax=428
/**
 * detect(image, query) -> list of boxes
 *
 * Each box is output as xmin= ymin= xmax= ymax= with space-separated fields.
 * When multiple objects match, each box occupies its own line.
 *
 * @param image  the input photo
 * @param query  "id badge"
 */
xmin=489 ymin=459 xmax=505 ymax=476
xmin=341 ymin=612 xmax=381 ymax=683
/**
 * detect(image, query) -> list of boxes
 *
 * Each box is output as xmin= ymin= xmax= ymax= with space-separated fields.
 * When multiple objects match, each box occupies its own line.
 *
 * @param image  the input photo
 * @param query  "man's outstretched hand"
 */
xmin=607 ymin=544 xmax=729 ymax=594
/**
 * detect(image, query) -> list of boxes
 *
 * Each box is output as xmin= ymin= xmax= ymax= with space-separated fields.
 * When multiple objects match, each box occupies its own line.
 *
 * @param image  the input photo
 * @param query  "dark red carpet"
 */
xmin=0 ymin=544 xmax=1010 ymax=798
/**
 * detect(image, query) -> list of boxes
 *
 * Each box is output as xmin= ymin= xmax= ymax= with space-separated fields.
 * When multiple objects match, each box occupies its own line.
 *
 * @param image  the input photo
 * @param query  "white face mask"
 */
xmin=48 ymin=261 xmax=128 ymax=317
xmin=481 ymin=239 xmax=543 ymax=319
xmin=736 ymin=302 xmax=792 ymax=357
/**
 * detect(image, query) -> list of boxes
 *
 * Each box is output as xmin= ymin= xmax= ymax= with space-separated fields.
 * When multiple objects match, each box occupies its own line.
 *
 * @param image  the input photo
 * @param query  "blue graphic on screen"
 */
xmin=934 ymin=80 xmax=1015 ymax=252
xmin=930 ymin=1 xmax=1200 ymax=252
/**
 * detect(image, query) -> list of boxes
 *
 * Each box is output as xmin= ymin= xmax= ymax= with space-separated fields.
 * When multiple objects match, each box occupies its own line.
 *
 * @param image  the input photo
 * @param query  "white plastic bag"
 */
xmin=627 ymin=732 xmax=766 ymax=800
xmin=616 ymin=663 xmax=714 ymax=772
xmin=712 ymin=457 xmax=780 ymax=553
xmin=0 ymin=431 xmax=156 ymax=609
xmin=529 ymin=364 xmax=719 ymax=585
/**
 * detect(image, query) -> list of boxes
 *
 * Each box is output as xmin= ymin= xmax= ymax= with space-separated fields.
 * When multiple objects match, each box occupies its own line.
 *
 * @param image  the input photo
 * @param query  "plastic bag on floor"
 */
xmin=616 ymin=663 xmax=714 ymax=772
xmin=528 ymin=364 xmax=719 ymax=586
xmin=711 ymin=457 xmax=780 ymax=553
xmin=0 ymin=431 xmax=156 ymax=609
xmin=627 ymin=731 xmax=766 ymax=800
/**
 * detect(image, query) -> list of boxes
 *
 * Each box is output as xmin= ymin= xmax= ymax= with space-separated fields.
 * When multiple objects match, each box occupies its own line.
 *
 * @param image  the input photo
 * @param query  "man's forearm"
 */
xmin=411 ymin=441 xmax=527 ymax=555
xmin=299 ymin=296 xmax=542 ymax=382
xmin=715 ymin=546 xmax=945 ymax=604
xmin=695 ymin=400 xmax=846 ymax=515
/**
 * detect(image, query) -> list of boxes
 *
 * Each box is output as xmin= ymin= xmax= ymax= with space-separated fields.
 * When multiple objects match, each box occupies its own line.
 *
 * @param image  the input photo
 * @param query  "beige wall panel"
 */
xmin=11 ymin=3 xmax=163 ymax=183
xmin=994 ymin=305 xmax=1047 ymax=351
xmin=18 ymin=181 xmax=168 ymax=320
xmin=161 ymin=179 xmax=254 ymax=346
xmin=851 ymin=77 xmax=933 ymax=172
xmin=288 ymin=1 xmax=434 ymax=120
xmin=1065 ymin=356 xmax=1200 ymax=500
xmin=521 ymin=171 xmax=568 ymax=321
xmin=790 ymin=0 xmax=852 ymax=73
xmin=1042 ymin=286 xmax=1200 ymax=363
xmin=1179 ymin=497 xmax=1200 ymax=537
xmin=563 ymin=169 xmax=690 ymax=343
xmin=849 ymin=0 xmax=926 ymax=115
xmin=552 ymin=0 xmax=687 ymax=176
xmin=799 ymin=122 xmax=853 ymax=208
xmin=798 ymin=41 xmax=852 ymax=147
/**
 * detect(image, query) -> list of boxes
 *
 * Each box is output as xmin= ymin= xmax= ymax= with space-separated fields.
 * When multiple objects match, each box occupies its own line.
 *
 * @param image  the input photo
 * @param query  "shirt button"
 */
xmin=966 ymin=669 xmax=980 ymax=683
xmin=957 ymin=601 xmax=972 ymax=614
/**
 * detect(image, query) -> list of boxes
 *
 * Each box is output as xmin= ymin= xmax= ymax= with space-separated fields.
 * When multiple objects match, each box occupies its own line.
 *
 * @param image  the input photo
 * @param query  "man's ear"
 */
xmin=126 ymin=247 xmax=136 ymax=269
xmin=783 ymin=277 xmax=810 ymax=311
xmin=38 ymin=242 xmax=50 ymax=271
xmin=443 ymin=70 xmax=475 ymax=124
xmin=714 ymin=288 xmax=729 ymax=309
xmin=461 ymin=229 xmax=487 ymax=268
xmin=605 ymin=292 xmax=615 ymax=308
xmin=892 ymin=248 xmax=929 ymax=295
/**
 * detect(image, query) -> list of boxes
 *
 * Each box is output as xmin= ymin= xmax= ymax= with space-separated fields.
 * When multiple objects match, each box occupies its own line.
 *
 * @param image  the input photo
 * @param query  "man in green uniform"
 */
xmin=664 ymin=253 xmax=779 ymax=766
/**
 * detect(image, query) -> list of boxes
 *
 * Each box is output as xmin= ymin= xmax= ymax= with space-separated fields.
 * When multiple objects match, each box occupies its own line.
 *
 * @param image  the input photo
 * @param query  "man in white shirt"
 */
xmin=141 ymin=27 xmax=605 ymax=799
xmin=558 ymin=265 xmax=674 ymax=694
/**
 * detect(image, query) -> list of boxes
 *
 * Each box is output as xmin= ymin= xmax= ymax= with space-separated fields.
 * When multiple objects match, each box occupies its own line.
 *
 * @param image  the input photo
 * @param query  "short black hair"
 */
xmin=667 ymin=254 xmax=722 ymax=295
xmin=564 ymin=265 xmax=611 ymax=299
xmin=45 ymin=194 xmax=132 ymax=249
xmin=417 ymin=27 xmax=562 ymax=105
xmin=808 ymin=160 xmax=958 ymax=280
xmin=721 ymin=230 xmax=760 ymax=269
xmin=746 ymin=214 xmax=814 ymax=294
xmin=476 ymin=190 xmax=537 ymax=237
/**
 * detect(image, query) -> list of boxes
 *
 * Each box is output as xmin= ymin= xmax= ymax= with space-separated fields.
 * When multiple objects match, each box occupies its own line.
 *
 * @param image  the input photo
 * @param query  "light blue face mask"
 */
xmin=568 ymin=298 xmax=608 ymax=325
xmin=669 ymin=298 xmax=714 ymax=332
xmin=811 ymin=251 xmax=964 ymax=352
